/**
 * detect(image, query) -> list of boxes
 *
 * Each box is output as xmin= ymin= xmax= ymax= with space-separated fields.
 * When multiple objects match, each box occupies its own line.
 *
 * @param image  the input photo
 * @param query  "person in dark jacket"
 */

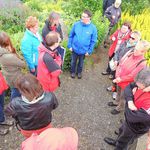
xmin=5 ymin=73 xmax=58 ymax=138
xmin=104 ymin=68 xmax=150 ymax=150
xmin=42 ymin=11 xmax=63 ymax=41
xmin=103 ymin=0 xmax=115 ymax=16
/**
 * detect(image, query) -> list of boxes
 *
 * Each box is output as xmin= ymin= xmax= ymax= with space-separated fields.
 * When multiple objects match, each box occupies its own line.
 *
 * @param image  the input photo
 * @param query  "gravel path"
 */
xmin=0 ymin=46 xmax=145 ymax=150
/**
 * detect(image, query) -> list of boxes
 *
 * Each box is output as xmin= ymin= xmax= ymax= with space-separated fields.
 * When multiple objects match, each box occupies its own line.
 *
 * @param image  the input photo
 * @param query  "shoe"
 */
xmin=0 ymin=120 xmax=14 ymax=126
xmin=111 ymin=109 xmax=120 ymax=115
xmin=109 ymin=74 xmax=113 ymax=79
xmin=107 ymin=102 xmax=118 ymax=107
xmin=107 ymin=86 xmax=116 ymax=92
xmin=112 ymin=92 xmax=117 ymax=100
xmin=114 ymin=130 xmax=119 ymax=135
xmin=0 ymin=129 xmax=9 ymax=135
xmin=71 ymin=73 xmax=75 ymax=78
xmin=104 ymin=137 xmax=116 ymax=146
xmin=101 ymin=71 xmax=109 ymax=75
xmin=77 ymin=73 xmax=82 ymax=79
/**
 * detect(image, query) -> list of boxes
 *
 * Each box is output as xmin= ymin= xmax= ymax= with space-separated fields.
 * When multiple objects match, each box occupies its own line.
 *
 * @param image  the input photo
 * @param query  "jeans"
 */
xmin=71 ymin=51 xmax=85 ymax=74
xmin=0 ymin=92 xmax=5 ymax=122
xmin=11 ymin=88 xmax=21 ymax=100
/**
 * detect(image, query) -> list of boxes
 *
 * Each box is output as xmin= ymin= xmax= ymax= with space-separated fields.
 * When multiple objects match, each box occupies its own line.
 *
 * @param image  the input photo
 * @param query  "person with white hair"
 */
xmin=104 ymin=68 xmax=150 ymax=150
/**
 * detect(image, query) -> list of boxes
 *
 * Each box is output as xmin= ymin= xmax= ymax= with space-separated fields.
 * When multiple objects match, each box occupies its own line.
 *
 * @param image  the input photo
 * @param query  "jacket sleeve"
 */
xmin=68 ymin=24 xmax=75 ymax=49
xmin=43 ymin=53 xmax=61 ymax=77
xmin=88 ymin=26 xmax=98 ymax=54
xmin=21 ymin=38 xmax=35 ymax=70
xmin=5 ymin=101 xmax=16 ymax=117
xmin=124 ymin=83 xmax=137 ymax=102
xmin=51 ymin=92 xmax=59 ymax=109
xmin=104 ymin=6 xmax=112 ymax=21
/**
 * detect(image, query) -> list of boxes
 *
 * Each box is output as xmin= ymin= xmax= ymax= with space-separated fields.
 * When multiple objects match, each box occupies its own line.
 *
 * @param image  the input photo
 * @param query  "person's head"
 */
xmin=49 ymin=11 xmax=60 ymax=27
xmin=0 ymin=31 xmax=16 ymax=53
xmin=25 ymin=16 xmax=39 ymax=34
xmin=135 ymin=68 xmax=150 ymax=90
xmin=81 ymin=10 xmax=92 ymax=24
xmin=120 ymin=21 xmax=131 ymax=34
xmin=45 ymin=31 xmax=60 ymax=50
xmin=129 ymin=31 xmax=141 ymax=44
xmin=16 ymin=73 xmax=43 ymax=101
xmin=134 ymin=40 xmax=150 ymax=56
xmin=114 ymin=0 xmax=122 ymax=8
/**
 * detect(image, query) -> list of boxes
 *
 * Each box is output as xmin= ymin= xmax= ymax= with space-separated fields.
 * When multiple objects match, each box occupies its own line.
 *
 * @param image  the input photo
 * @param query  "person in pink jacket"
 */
xmin=108 ymin=40 xmax=150 ymax=114
xmin=102 ymin=22 xmax=131 ymax=79
xmin=21 ymin=127 xmax=78 ymax=150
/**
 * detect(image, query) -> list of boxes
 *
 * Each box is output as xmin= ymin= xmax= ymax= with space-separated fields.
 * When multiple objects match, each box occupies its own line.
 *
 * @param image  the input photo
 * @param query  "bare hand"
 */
xmin=30 ymin=68 xmax=35 ymax=72
xmin=85 ymin=52 xmax=89 ymax=56
xmin=112 ymin=15 xmax=115 ymax=19
xmin=112 ymin=37 xmax=116 ymax=41
xmin=128 ymin=101 xmax=138 ymax=111
xmin=69 ymin=48 xmax=73 ymax=52
xmin=113 ymin=77 xmax=121 ymax=83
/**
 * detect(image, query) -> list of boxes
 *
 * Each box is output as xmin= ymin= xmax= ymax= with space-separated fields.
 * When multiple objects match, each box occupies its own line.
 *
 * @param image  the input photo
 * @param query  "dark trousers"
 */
xmin=71 ymin=51 xmax=85 ymax=74
xmin=115 ymin=121 xmax=142 ymax=150
xmin=0 ymin=92 xmax=5 ymax=122
xmin=106 ymin=53 xmax=115 ymax=74
xmin=11 ymin=88 xmax=21 ymax=100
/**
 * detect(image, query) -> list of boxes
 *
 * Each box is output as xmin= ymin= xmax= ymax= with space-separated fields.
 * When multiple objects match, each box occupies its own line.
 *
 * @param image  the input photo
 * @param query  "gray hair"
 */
xmin=135 ymin=68 xmax=150 ymax=87
xmin=49 ymin=11 xmax=60 ymax=22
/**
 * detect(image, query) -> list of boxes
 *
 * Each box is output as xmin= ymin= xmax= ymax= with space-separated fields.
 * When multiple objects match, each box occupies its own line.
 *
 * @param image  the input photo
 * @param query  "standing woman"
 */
xmin=0 ymin=32 xmax=26 ymax=100
xmin=21 ymin=16 xmax=42 ymax=76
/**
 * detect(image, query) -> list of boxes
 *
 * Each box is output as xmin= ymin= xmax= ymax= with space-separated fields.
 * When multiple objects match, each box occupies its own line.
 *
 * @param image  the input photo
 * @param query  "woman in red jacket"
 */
xmin=102 ymin=21 xmax=131 ymax=79
xmin=37 ymin=31 xmax=62 ymax=92
xmin=109 ymin=40 xmax=150 ymax=114
xmin=0 ymin=71 xmax=13 ymax=135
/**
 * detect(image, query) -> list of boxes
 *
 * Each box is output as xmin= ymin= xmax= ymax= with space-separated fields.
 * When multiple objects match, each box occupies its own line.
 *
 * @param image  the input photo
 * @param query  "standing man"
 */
xmin=68 ymin=10 xmax=97 ymax=79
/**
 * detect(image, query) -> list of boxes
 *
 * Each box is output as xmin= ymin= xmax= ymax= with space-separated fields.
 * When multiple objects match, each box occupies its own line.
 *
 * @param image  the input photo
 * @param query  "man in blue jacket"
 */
xmin=68 ymin=10 xmax=97 ymax=79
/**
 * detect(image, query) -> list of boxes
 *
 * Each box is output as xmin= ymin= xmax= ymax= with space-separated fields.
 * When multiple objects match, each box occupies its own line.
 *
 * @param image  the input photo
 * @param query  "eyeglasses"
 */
xmin=81 ymin=15 xmax=89 ymax=19
xmin=130 ymin=36 xmax=135 ymax=40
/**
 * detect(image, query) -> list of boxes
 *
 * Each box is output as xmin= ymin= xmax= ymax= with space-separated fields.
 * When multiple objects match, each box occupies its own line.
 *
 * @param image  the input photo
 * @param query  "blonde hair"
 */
xmin=25 ymin=16 xmax=38 ymax=29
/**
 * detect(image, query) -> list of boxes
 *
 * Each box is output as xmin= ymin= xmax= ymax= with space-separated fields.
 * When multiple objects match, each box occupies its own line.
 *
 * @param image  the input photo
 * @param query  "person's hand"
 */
xmin=114 ymin=61 xmax=118 ymax=66
xmin=112 ymin=36 xmax=116 ymax=41
xmin=128 ymin=101 xmax=138 ymax=111
xmin=69 ymin=48 xmax=73 ymax=52
xmin=113 ymin=77 xmax=121 ymax=83
xmin=85 ymin=52 xmax=89 ymax=56
xmin=143 ymin=86 xmax=150 ymax=92
xmin=112 ymin=15 xmax=115 ymax=20
xmin=30 ymin=68 xmax=35 ymax=73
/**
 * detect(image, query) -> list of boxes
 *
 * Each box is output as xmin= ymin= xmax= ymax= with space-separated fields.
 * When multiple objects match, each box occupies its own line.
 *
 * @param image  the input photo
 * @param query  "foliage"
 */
xmin=122 ymin=0 xmax=150 ymax=15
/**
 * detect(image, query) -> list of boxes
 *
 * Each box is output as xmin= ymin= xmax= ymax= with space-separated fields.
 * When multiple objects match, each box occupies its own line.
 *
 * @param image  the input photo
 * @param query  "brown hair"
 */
xmin=45 ymin=31 xmax=59 ymax=47
xmin=0 ymin=31 xmax=17 ymax=54
xmin=49 ymin=11 xmax=60 ymax=24
xmin=25 ymin=16 xmax=38 ymax=30
xmin=16 ymin=73 xmax=44 ymax=101
xmin=122 ymin=21 xmax=131 ymax=31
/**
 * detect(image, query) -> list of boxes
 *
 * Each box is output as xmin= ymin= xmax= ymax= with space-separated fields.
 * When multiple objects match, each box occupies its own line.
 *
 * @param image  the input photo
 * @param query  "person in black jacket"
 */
xmin=103 ymin=0 xmax=115 ymax=16
xmin=42 ymin=11 xmax=63 ymax=41
xmin=5 ymin=73 xmax=58 ymax=138
xmin=104 ymin=68 xmax=150 ymax=150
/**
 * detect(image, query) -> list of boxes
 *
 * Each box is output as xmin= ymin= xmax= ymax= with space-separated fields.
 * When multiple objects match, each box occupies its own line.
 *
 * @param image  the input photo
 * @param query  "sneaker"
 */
xmin=101 ymin=71 xmax=109 ymax=75
xmin=111 ymin=109 xmax=120 ymax=115
xmin=0 ymin=129 xmax=9 ymax=135
xmin=77 ymin=73 xmax=82 ymax=79
xmin=106 ymin=86 xmax=115 ymax=92
xmin=108 ymin=74 xmax=113 ymax=79
xmin=0 ymin=120 xmax=14 ymax=126
xmin=112 ymin=92 xmax=117 ymax=100
xmin=71 ymin=73 xmax=75 ymax=78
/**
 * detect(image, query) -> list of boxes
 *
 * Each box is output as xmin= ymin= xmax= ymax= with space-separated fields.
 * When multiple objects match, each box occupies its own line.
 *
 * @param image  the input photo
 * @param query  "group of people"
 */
xmin=0 ymin=0 xmax=150 ymax=149
xmin=101 ymin=0 xmax=150 ymax=149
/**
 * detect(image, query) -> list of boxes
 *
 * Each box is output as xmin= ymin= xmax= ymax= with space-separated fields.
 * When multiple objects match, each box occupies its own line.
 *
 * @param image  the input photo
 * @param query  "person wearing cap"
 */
xmin=104 ymin=68 xmax=150 ymax=150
